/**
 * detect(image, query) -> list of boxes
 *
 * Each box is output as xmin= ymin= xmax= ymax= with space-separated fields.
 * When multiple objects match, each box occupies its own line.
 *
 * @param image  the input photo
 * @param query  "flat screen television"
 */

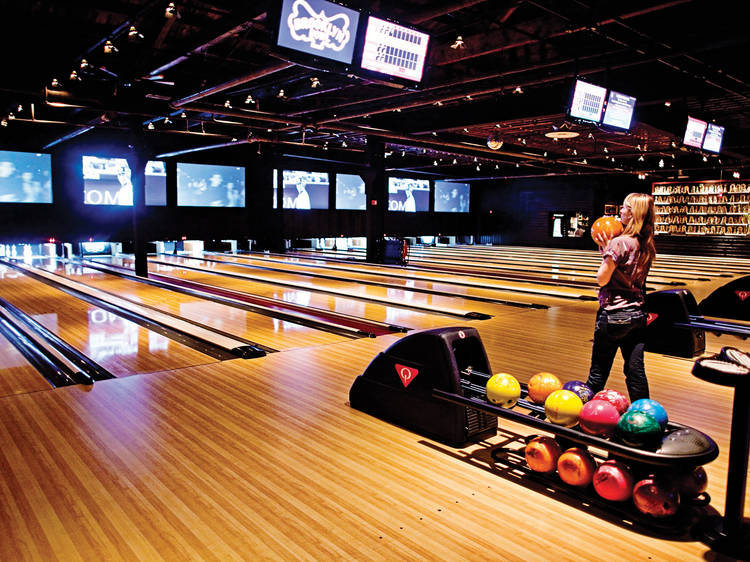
xmin=0 ymin=150 xmax=52 ymax=204
xmin=702 ymin=123 xmax=725 ymax=153
xmin=568 ymin=79 xmax=607 ymax=124
xmin=282 ymin=170 xmax=329 ymax=209
xmin=359 ymin=15 xmax=430 ymax=84
xmin=176 ymin=163 xmax=245 ymax=207
xmin=388 ymin=177 xmax=429 ymax=212
xmin=602 ymin=90 xmax=636 ymax=130
xmin=82 ymin=156 xmax=166 ymax=206
xmin=683 ymin=116 xmax=707 ymax=149
xmin=434 ymin=181 xmax=470 ymax=213
xmin=276 ymin=0 xmax=360 ymax=65
xmin=335 ymin=173 xmax=366 ymax=210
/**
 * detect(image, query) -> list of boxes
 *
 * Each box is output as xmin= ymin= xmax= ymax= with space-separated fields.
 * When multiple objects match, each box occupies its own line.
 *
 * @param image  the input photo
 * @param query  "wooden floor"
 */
xmin=0 ymin=246 xmax=748 ymax=560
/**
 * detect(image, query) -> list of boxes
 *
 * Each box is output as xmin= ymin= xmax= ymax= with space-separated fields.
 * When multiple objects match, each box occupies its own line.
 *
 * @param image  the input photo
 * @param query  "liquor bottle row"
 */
xmin=652 ymin=182 xmax=748 ymax=195
xmin=657 ymin=224 xmax=749 ymax=236
xmin=655 ymin=214 xmax=749 ymax=226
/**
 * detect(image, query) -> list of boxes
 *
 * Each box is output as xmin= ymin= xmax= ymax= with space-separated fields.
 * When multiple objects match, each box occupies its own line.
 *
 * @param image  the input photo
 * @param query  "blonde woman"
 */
xmin=586 ymin=193 xmax=656 ymax=401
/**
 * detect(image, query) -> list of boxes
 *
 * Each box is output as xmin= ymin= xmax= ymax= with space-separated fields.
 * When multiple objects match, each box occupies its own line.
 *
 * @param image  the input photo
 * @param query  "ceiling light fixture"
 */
xmin=450 ymin=35 xmax=465 ymax=49
xmin=341 ymin=141 xmax=347 ymax=147
xmin=733 ymin=171 xmax=741 ymax=179
xmin=69 ymin=70 xmax=79 ymax=81
xmin=277 ymin=89 xmax=286 ymax=99
xmin=245 ymin=94 xmax=254 ymax=104
xmin=658 ymin=158 xmax=664 ymax=168
xmin=487 ymin=133 xmax=503 ymax=150
xmin=513 ymin=86 xmax=523 ymax=94
xmin=165 ymin=2 xmax=179 ymax=18
xmin=224 ymin=99 xmax=232 ymax=108
xmin=664 ymin=100 xmax=671 ymax=107
xmin=545 ymin=130 xmax=579 ymax=139
xmin=128 ymin=26 xmax=144 ymax=41
xmin=638 ymin=155 xmax=644 ymax=162
xmin=103 ymin=40 xmax=118 ymax=54
xmin=310 ymin=76 xmax=321 ymax=88
xmin=147 ymin=122 xmax=155 ymax=130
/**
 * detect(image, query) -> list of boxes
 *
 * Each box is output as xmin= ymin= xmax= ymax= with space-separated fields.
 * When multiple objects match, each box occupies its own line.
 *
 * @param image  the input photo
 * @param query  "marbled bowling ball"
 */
xmin=628 ymin=399 xmax=669 ymax=431
xmin=656 ymin=428 xmax=713 ymax=456
xmin=527 ymin=372 xmax=562 ymax=404
xmin=593 ymin=389 xmax=630 ymax=415
xmin=616 ymin=410 xmax=663 ymax=448
xmin=562 ymin=380 xmax=594 ymax=403
xmin=591 ymin=216 xmax=623 ymax=242
xmin=544 ymin=389 xmax=584 ymax=427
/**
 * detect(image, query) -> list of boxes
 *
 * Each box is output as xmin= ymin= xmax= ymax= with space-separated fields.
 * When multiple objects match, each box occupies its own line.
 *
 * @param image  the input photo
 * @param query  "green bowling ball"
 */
xmin=616 ymin=410 xmax=663 ymax=448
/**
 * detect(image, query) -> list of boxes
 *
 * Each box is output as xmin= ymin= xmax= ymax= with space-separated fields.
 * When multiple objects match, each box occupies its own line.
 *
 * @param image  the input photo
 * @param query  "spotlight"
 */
xmin=180 ymin=111 xmax=187 ymax=118
xmin=658 ymin=158 xmax=664 ymax=168
xmin=310 ymin=76 xmax=321 ymax=88
xmin=341 ymin=141 xmax=347 ymax=148
xmin=433 ymin=101 xmax=443 ymax=106
xmin=0 ymin=118 xmax=7 ymax=127
xmin=476 ymin=164 xmax=481 ymax=171
xmin=165 ymin=2 xmax=179 ymax=18
xmin=224 ymin=99 xmax=232 ymax=108
xmin=104 ymin=40 xmax=118 ymax=54
xmin=277 ymin=89 xmax=286 ymax=99
xmin=703 ymin=155 xmax=708 ymax=162
xmin=433 ymin=160 xmax=438 ymax=166
xmin=245 ymin=94 xmax=254 ymax=104
xmin=80 ymin=59 xmax=89 ymax=70
xmin=733 ymin=171 xmax=741 ymax=179
xmin=69 ymin=70 xmax=79 ymax=81
xmin=450 ymin=36 xmax=465 ymax=49
xmin=664 ymin=100 xmax=671 ymax=107
xmin=128 ymin=26 xmax=144 ymax=41
xmin=638 ymin=155 xmax=644 ymax=162
xmin=487 ymin=134 xmax=503 ymax=150
xmin=147 ymin=122 xmax=155 ymax=130
xmin=513 ymin=86 xmax=524 ymax=94
xmin=452 ymin=158 xmax=457 ymax=165
xmin=51 ymin=78 xmax=61 ymax=87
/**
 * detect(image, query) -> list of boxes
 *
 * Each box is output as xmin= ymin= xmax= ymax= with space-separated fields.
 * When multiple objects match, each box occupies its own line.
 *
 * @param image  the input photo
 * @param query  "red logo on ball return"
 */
xmin=736 ymin=290 xmax=750 ymax=302
xmin=395 ymin=363 xmax=418 ymax=387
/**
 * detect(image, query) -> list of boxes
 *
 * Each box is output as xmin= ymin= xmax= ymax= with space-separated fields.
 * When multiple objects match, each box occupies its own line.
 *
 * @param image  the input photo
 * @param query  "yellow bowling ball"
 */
xmin=486 ymin=372 xmax=521 ymax=408
xmin=545 ymin=389 xmax=584 ymax=427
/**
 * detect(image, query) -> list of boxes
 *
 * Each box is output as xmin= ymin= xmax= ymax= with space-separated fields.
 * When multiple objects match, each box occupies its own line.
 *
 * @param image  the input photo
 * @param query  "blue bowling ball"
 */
xmin=562 ymin=380 xmax=594 ymax=403
xmin=628 ymin=398 xmax=669 ymax=431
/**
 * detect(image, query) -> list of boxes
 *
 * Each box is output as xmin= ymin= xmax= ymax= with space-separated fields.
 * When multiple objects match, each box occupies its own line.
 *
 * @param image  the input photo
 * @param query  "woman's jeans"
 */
xmin=585 ymin=306 xmax=649 ymax=402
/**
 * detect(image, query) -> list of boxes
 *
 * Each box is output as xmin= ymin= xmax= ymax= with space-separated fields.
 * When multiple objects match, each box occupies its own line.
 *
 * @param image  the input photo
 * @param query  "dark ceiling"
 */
xmin=1 ymin=0 xmax=749 ymax=182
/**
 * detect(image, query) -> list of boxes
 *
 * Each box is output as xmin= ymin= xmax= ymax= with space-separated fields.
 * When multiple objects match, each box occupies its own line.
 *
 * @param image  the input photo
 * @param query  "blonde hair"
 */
xmin=622 ymin=192 xmax=656 ymax=285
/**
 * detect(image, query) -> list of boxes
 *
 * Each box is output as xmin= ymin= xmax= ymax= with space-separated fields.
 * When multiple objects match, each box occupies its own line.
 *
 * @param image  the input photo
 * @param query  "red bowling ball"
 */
xmin=578 ymin=399 xmax=621 ymax=437
xmin=593 ymin=389 xmax=630 ymax=415
xmin=632 ymin=477 xmax=680 ymax=518
xmin=592 ymin=460 xmax=634 ymax=502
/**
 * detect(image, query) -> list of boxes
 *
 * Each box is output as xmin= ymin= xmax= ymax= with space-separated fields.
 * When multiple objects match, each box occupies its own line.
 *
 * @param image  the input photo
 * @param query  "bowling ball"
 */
xmin=628 ymin=399 xmax=669 ymax=431
xmin=562 ymin=380 xmax=594 ymax=403
xmin=544 ymin=389 xmax=583 ymax=427
xmin=593 ymin=389 xmax=630 ymax=415
xmin=578 ymin=399 xmax=621 ymax=437
xmin=616 ymin=410 xmax=663 ymax=448
xmin=557 ymin=447 xmax=597 ymax=487
xmin=593 ymin=459 xmax=634 ymax=502
xmin=591 ymin=215 xmax=623 ymax=243
xmin=632 ymin=477 xmax=680 ymax=518
xmin=656 ymin=428 xmax=713 ymax=456
xmin=525 ymin=436 xmax=562 ymax=473
xmin=673 ymin=466 xmax=708 ymax=498
xmin=527 ymin=372 xmax=562 ymax=404
xmin=486 ymin=372 xmax=521 ymax=408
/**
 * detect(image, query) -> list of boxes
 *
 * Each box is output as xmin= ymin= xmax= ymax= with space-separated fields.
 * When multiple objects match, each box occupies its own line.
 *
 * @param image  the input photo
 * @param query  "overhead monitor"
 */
xmin=359 ymin=16 xmax=430 ymax=83
xmin=82 ymin=156 xmax=166 ymax=206
xmin=388 ymin=177 xmax=429 ymax=212
xmin=276 ymin=0 xmax=360 ymax=64
xmin=176 ymin=163 xmax=245 ymax=207
xmin=568 ymin=79 xmax=607 ymax=124
xmin=602 ymin=90 xmax=637 ymax=130
xmin=702 ymin=123 xmax=725 ymax=153
xmin=683 ymin=116 xmax=707 ymax=149
xmin=335 ymin=173 xmax=366 ymax=210
xmin=282 ymin=170 xmax=329 ymax=209
xmin=434 ymin=181 xmax=470 ymax=213
xmin=0 ymin=150 xmax=52 ymax=204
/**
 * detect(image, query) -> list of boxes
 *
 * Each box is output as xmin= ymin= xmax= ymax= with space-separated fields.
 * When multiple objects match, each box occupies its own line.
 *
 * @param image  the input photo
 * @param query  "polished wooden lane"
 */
xmin=0 ymin=330 xmax=53 ymax=396
xmin=39 ymin=259 xmax=355 ymax=352
xmin=106 ymin=255 xmax=536 ymax=327
xmin=0 ymin=303 xmax=748 ymax=560
xmin=198 ymin=252 xmax=598 ymax=303
xmin=0 ymin=265 xmax=218 ymax=380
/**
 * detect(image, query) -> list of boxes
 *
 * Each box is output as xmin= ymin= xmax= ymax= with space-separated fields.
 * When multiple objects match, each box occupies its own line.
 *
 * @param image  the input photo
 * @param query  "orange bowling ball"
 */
xmin=527 ymin=372 xmax=562 ymax=404
xmin=591 ymin=216 xmax=623 ymax=242
xmin=525 ymin=436 xmax=562 ymax=473
xmin=557 ymin=447 xmax=597 ymax=487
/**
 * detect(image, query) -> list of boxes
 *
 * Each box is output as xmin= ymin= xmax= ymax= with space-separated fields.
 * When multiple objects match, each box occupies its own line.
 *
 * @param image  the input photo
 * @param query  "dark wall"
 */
xmin=475 ymin=174 xmax=645 ymax=247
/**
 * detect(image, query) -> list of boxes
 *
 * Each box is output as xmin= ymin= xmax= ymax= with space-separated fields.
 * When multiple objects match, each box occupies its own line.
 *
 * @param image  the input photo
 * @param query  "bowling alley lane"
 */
xmin=196 ymin=251 xmax=596 ymax=304
xmin=0 ymin=264 xmax=218 ymax=376
xmin=126 ymin=254 xmax=549 ymax=323
xmin=0 ymin=329 xmax=55 ymax=396
xmin=32 ymin=259 xmax=355 ymax=351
